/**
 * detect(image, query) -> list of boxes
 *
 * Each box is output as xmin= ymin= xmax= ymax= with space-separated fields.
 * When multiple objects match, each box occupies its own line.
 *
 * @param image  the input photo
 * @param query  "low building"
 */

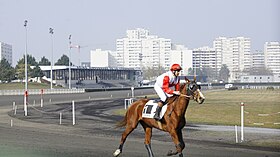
xmin=240 ymin=75 xmax=274 ymax=83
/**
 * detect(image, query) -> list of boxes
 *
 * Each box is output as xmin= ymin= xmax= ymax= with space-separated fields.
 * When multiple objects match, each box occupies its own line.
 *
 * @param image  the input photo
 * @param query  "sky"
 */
xmin=0 ymin=0 xmax=279 ymax=67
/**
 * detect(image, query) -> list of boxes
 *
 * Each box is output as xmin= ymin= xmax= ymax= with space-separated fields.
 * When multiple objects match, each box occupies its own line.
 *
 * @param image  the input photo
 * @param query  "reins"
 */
xmin=180 ymin=94 xmax=191 ymax=98
xmin=167 ymin=87 xmax=192 ymax=116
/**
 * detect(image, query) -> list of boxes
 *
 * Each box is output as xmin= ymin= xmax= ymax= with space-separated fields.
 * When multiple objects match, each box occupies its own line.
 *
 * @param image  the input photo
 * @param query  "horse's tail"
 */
xmin=115 ymin=111 xmax=128 ymax=128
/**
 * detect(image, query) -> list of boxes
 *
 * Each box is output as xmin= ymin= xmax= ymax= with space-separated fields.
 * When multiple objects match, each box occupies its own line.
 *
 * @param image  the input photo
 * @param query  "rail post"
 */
xmin=241 ymin=102 xmax=245 ymax=142
xmin=131 ymin=87 xmax=134 ymax=98
xmin=72 ymin=100 xmax=75 ymax=125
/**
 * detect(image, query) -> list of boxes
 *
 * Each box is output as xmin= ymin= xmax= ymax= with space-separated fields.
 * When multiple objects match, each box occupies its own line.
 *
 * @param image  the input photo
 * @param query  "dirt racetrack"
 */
xmin=0 ymin=92 xmax=279 ymax=157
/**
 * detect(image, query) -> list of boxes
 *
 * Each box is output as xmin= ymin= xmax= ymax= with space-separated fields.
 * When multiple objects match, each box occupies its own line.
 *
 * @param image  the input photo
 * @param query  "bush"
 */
xmin=266 ymin=86 xmax=274 ymax=90
xmin=228 ymin=86 xmax=238 ymax=90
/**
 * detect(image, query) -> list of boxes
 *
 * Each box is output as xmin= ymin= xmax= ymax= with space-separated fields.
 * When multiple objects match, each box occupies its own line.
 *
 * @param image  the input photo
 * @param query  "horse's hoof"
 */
xmin=113 ymin=149 xmax=121 ymax=157
xmin=167 ymin=150 xmax=179 ymax=156
xmin=167 ymin=150 xmax=173 ymax=156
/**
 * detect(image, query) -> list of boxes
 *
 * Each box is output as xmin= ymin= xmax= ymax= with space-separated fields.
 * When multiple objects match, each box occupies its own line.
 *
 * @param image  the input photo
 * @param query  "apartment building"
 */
xmin=264 ymin=42 xmax=280 ymax=76
xmin=192 ymin=46 xmax=217 ymax=74
xmin=116 ymin=28 xmax=172 ymax=70
xmin=170 ymin=44 xmax=192 ymax=75
xmin=0 ymin=41 xmax=13 ymax=65
xmin=251 ymin=50 xmax=265 ymax=69
xmin=214 ymin=37 xmax=251 ymax=82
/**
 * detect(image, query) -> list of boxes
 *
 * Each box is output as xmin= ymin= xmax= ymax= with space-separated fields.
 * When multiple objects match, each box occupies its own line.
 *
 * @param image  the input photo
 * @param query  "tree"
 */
xmin=244 ymin=66 xmax=273 ymax=75
xmin=0 ymin=58 xmax=15 ymax=82
xmin=187 ymin=67 xmax=193 ymax=75
xmin=16 ymin=54 xmax=38 ymax=66
xmin=219 ymin=64 xmax=230 ymax=82
xmin=55 ymin=54 xmax=73 ymax=66
xmin=30 ymin=65 xmax=44 ymax=78
xmin=15 ymin=54 xmax=43 ymax=79
xmin=142 ymin=65 xmax=166 ymax=80
xmin=38 ymin=56 xmax=51 ymax=65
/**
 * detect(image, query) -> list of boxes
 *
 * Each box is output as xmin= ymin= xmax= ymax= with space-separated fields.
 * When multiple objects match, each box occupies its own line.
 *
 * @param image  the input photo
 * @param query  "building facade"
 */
xmin=90 ymin=49 xmax=117 ymax=67
xmin=264 ymin=42 xmax=280 ymax=76
xmin=192 ymin=46 xmax=217 ymax=76
xmin=170 ymin=44 xmax=192 ymax=75
xmin=251 ymin=50 xmax=265 ymax=69
xmin=115 ymin=28 xmax=172 ymax=70
xmin=214 ymin=37 xmax=251 ymax=82
xmin=0 ymin=41 xmax=13 ymax=65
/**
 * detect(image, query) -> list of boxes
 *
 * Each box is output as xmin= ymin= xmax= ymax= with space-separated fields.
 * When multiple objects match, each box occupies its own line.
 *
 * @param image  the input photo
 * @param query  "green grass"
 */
xmin=114 ymin=89 xmax=280 ymax=129
xmin=0 ymin=82 xmax=64 ymax=90
xmin=187 ymin=89 xmax=280 ymax=129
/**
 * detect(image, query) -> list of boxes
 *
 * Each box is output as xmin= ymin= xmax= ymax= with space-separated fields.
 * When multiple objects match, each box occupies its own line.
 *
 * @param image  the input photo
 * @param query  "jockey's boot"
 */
xmin=154 ymin=101 xmax=163 ymax=121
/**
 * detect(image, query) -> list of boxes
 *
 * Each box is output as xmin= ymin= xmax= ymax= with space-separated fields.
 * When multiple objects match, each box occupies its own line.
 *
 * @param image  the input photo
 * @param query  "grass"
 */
xmin=0 ymin=82 xmax=64 ymax=90
xmin=187 ymin=89 xmax=280 ymax=129
xmin=114 ymin=89 xmax=280 ymax=129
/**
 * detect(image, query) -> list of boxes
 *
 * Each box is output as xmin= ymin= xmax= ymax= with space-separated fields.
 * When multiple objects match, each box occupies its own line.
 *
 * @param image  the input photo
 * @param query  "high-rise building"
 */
xmin=192 ymin=46 xmax=217 ymax=76
xmin=251 ymin=50 xmax=265 ymax=69
xmin=213 ymin=37 xmax=251 ymax=82
xmin=264 ymin=42 xmax=280 ymax=76
xmin=116 ymin=28 xmax=172 ymax=70
xmin=170 ymin=44 xmax=192 ymax=76
xmin=0 ymin=41 xmax=13 ymax=65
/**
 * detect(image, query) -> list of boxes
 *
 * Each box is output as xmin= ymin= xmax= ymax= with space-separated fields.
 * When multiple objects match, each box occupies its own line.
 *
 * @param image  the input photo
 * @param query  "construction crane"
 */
xmin=70 ymin=45 xmax=88 ymax=66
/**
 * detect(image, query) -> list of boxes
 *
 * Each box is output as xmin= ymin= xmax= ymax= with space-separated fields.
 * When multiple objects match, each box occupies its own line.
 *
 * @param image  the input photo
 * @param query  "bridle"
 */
xmin=179 ymin=83 xmax=197 ymax=99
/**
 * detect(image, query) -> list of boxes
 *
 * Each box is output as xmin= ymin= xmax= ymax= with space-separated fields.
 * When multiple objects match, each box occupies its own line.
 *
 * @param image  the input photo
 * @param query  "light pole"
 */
xmin=49 ymin=28 xmax=54 ymax=89
xmin=24 ymin=20 xmax=28 ymax=116
xmin=68 ymin=35 xmax=72 ymax=89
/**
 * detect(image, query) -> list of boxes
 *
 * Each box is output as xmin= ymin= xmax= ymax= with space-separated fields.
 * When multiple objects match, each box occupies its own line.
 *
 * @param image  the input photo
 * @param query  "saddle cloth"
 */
xmin=142 ymin=100 xmax=168 ymax=119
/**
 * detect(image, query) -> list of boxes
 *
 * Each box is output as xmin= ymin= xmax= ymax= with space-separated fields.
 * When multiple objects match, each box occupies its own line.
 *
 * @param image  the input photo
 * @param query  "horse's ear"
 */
xmin=193 ymin=75 xmax=196 ymax=82
xmin=185 ymin=77 xmax=190 ymax=83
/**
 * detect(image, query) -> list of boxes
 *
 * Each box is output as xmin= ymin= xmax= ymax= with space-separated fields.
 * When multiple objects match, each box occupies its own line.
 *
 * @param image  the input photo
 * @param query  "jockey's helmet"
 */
xmin=170 ymin=64 xmax=182 ymax=71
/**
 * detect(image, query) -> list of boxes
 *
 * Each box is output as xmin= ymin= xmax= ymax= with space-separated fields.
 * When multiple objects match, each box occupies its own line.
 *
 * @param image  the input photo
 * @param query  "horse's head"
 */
xmin=184 ymin=77 xmax=205 ymax=104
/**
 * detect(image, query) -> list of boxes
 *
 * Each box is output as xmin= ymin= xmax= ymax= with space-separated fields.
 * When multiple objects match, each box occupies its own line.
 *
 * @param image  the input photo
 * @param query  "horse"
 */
xmin=113 ymin=77 xmax=205 ymax=157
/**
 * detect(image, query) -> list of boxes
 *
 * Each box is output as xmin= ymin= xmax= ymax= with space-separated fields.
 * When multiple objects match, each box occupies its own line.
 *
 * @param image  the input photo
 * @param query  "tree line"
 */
xmin=0 ymin=54 xmax=72 ymax=82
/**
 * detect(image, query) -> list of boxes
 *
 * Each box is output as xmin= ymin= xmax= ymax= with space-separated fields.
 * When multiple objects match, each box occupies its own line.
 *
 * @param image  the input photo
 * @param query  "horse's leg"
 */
xmin=177 ymin=129 xmax=185 ymax=150
xmin=167 ymin=129 xmax=183 ymax=157
xmin=113 ymin=121 xmax=138 ymax=157
xmin=143 ymin=126 xmax=154 ymax=157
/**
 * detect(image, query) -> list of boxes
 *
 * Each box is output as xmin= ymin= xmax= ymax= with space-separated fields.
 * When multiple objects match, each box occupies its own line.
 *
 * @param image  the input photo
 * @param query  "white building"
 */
xmin=116 ymin=28 xmax=172 ymax=70
xmin=192 ymin=46 xmax=217 ymax=75
xmin=90 ymin=49 xmax=117 ymax=67
xmin=251 ymin=50 xmax=265 ymax=69
xmin=240 ymin=75 xmax=274 ymax=83
xmin=0 ymin=41 xmax=13 ymax=65
xmin=264 ymin=42 xmax=280 ymax=76
xmin=214 ymin=37 xmax=251 ymax=82
xmin=170 ymin=44 xmax=192 ymax=75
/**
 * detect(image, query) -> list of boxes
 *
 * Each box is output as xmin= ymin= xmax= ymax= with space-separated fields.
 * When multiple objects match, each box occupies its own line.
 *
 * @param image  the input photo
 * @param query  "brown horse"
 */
xmin=113 ymin=78 xmax=205 ymax=157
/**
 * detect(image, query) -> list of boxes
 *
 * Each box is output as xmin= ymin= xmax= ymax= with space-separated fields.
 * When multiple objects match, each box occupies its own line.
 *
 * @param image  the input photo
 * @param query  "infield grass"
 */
xmin=187 ymin=89 xmax=280 ymax=129
xmin=115 ymin=89 xmax=280 ymax=129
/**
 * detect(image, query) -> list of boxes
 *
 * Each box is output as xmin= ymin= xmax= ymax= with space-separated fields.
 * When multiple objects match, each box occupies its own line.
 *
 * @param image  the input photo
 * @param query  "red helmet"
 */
xmin=170 ymin=64 xmax=182 ymax=71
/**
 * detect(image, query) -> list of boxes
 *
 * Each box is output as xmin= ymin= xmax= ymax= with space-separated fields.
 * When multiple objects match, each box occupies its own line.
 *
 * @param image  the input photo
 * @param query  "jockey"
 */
xmin=153 ymin=63 xmax=182 ymax=120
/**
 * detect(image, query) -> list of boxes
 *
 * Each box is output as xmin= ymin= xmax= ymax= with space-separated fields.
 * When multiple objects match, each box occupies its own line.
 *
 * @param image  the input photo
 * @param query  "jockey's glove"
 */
xmin=173 ymin=91 xmax=181 ymax=95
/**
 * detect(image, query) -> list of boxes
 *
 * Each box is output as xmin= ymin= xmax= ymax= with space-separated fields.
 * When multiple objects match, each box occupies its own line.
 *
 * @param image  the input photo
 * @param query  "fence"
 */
xmin=0 ymin=88 xmax=85 ymax=96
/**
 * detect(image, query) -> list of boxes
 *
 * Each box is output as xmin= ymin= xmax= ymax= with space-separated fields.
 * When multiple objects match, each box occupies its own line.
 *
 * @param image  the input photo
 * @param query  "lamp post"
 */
xmin=49 ymin=28 xmax=54 ymax=89
xmin=24 ymin=20 xmax=28 ymax=116
xmin=68 ymin=35 xmax=72 ymax=89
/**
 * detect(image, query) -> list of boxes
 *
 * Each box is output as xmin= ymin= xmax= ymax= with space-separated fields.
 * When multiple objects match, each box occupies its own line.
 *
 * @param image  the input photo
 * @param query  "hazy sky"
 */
xmin=1 ymin=0 xmax=279 ymax=66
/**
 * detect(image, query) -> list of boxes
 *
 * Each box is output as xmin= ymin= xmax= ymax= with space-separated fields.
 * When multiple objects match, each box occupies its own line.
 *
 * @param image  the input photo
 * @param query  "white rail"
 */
xmin=0 ymin=88 xmax=85 ymax=96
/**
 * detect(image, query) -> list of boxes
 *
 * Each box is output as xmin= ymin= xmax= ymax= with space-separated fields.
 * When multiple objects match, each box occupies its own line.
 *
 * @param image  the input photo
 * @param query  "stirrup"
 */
xmin=154 ymin=106 xmax=162 ymax=121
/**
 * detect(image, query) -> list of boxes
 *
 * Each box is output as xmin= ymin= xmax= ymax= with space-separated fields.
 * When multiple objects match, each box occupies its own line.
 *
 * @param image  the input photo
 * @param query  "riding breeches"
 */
xmin=154 ymin=83 xmax=173 ymax=102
